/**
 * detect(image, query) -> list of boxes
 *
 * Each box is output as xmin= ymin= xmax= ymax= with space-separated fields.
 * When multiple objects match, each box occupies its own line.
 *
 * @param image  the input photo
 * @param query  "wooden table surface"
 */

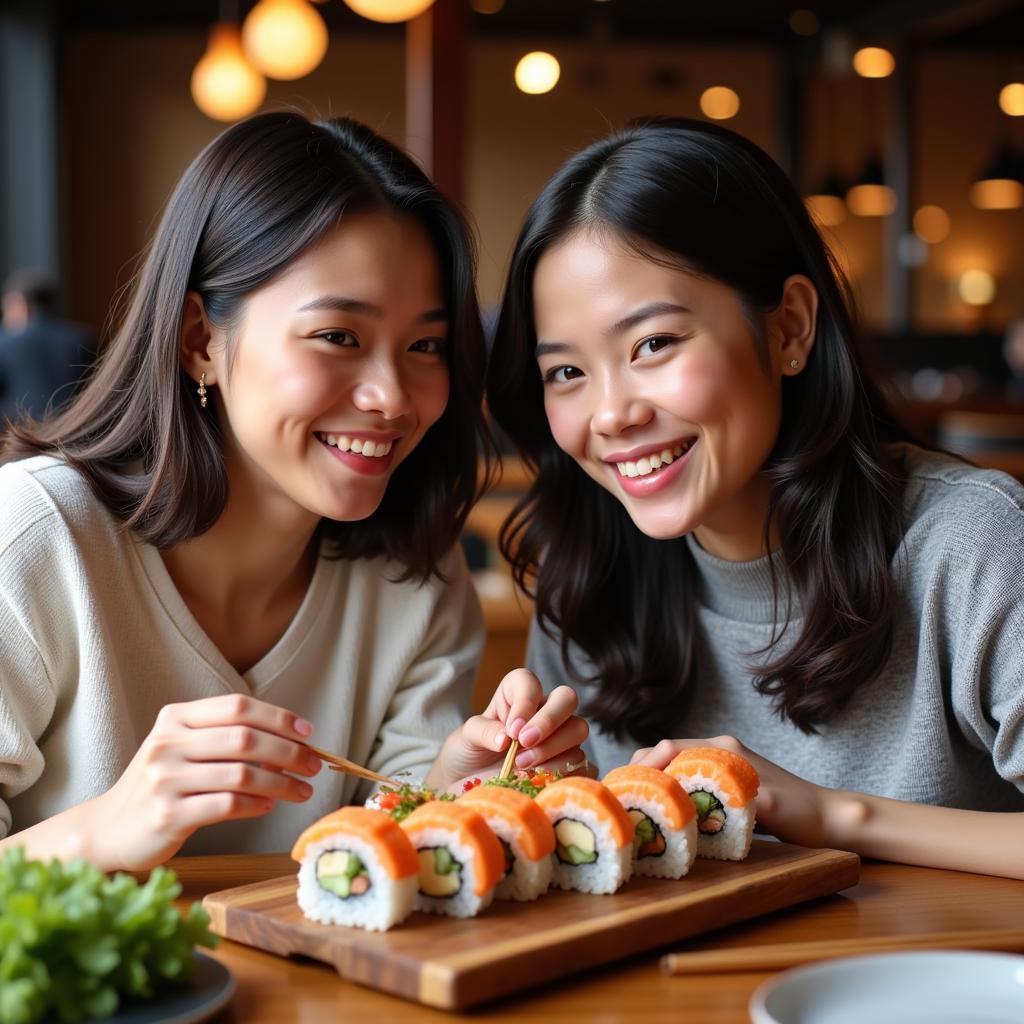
xmin=170 ymin=853 xmax=1024 ymax=1022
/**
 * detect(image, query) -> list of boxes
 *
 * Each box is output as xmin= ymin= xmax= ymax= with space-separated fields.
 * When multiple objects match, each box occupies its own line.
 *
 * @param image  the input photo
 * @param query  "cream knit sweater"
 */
xmin=0 ymin=456 xmax=483 ymax=854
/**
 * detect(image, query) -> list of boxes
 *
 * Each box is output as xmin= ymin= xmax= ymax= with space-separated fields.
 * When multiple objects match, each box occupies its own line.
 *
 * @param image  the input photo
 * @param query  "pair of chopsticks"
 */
xmin=660 ymin=928 xmax=1024 ymax=975
xmin=304 ymin=743 xmax=397 ymax=786
xmin=499 ymin=738 xmax=520 ymax=779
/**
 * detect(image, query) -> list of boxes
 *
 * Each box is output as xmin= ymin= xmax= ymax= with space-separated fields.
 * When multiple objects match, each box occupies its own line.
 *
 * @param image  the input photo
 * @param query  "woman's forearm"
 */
xmin=827 ymin=791 xmax=1024 ymax=880
xmin=0 ymin=798 xmax=105 ymax=867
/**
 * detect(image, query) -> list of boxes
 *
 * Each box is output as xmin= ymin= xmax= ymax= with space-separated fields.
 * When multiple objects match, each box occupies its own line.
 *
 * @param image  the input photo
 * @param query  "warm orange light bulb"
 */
xmin=191 ymin=24 xmax=266 ymax=122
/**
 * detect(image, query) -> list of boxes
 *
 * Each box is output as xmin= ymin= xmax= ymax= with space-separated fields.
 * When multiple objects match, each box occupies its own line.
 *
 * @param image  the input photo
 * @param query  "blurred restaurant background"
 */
xmin=2 ymin=0 xmax=1023 ymax=700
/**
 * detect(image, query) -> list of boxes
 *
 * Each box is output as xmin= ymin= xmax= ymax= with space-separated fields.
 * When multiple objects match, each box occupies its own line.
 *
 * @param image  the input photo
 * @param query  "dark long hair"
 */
xmin=2 ymin=112 xmax=492 ymax=582
xmin=487 ymin=117 xmax=910 ymax=742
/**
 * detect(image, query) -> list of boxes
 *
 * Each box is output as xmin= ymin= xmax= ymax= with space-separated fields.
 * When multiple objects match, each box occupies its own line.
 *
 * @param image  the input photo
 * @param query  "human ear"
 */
xmin=179 ymin=290 xmax=219 ymax=386
xmin=767 ymin=275 xmax=818 ymax=376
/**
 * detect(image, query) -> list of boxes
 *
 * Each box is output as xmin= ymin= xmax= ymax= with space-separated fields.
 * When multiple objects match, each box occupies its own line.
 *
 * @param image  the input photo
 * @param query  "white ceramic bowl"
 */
xmin=749 ymin=950 xmax=1024 ymax=1024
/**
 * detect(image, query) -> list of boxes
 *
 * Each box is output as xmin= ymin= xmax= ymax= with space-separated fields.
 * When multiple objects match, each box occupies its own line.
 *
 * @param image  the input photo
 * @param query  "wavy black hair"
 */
xmin=487 ymin=117 xmax=911 ymax=743
xmin=2 ymin=112 xmax=493 ymax=581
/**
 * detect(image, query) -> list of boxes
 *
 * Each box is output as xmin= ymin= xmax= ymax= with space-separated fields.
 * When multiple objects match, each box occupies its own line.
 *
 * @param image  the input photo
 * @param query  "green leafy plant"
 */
xmin=0 ymin=847 xmax=218 ymax=1024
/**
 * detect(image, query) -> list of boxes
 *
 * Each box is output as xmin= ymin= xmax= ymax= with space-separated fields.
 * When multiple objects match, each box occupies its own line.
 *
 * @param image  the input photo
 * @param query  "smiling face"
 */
xmin=533 ymin=228 xmax=790 ymax=560
xmin=204 ymin=211 xmax=450 ymax=528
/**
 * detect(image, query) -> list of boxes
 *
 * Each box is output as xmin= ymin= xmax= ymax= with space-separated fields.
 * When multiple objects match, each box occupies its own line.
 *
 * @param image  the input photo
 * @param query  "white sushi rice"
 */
xmin=676 ymin=770 xmax=755 ymax=861
xmin=475 ymin=813 xmax=552 ymax=902
xmin=543 ymin=799 xmax=632 ymax=895
xmin=296 ymin=833 xmax=417 ymax=931
xmin=617 ymin=791 xmax=698 ymax=879
xmin=405 ymin=825 xmax=496 ymax=918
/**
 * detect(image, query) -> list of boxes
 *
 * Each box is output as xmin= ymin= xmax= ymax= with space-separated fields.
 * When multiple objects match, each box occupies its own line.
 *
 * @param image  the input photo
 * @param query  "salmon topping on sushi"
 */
xmin=291 ymin=806 xmax=419 ymax=880
xmin=664 ymin=747 xmax=760 ymax=808
xmin=400 ymin=801 xmax=506 ymax=896
xmin=460 ymin=783 xmax=557 ymax=861
xmin=603 ymin=765 xmax=697 ymax=829
xmin=534 ymin=777 xmax=635 ymax=849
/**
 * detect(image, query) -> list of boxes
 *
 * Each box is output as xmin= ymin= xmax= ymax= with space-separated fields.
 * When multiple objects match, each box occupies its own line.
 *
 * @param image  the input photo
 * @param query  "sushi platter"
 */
xmin=203 ymin=837 xmax=860 ymax=1010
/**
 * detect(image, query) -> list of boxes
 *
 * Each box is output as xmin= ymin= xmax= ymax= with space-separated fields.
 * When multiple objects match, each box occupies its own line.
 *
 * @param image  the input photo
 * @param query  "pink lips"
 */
xmin=613 ymin=439 xmax=697 ymax=497
xmin=317 ymin=435 xmax=396 ymax=476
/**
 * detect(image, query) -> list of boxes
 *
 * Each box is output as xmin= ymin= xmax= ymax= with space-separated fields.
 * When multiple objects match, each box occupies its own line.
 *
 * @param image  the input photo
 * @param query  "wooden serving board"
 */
xmin=203 ymin=839 xmax=859 ymax=1010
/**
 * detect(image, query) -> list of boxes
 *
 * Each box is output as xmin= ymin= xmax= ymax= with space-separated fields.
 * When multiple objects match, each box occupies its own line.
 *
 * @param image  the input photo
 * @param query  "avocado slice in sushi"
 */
xmin=691 ymin=789 xmax=727 ymax=834
xmin=554 ymin=818 xmax=598 ymax=865
xmin=417 ymin=846 xmax=462 ymax=897
xmin=627 ymin=808 xmax=666 ymax=858
xmin=316 ymin=850 xmax=370 ymax=898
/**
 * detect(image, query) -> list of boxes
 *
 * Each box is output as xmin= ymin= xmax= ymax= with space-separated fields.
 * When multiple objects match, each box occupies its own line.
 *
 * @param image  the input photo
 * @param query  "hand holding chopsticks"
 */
xmin=660 ymin=928 xmax=1024 ymax=975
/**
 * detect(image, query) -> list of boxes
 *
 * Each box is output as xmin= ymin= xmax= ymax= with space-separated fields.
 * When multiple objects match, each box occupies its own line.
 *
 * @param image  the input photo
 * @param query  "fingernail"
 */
xmin=493 ymin=732 xmax=508 ymax=752
xmin=297 ymin=782 xmax=313 ymax=798
xmin=306 ymin=754 xmax=322 ymax=773
xmin=515 ymin=749 xmax=536 ymax=768
xmin=507 ymin=717 xmax=526 ymax=739
xmin=519 ymin=726 xmax=541 ymax=747
xmin=294 ymin=718 xmax=313 ymax=736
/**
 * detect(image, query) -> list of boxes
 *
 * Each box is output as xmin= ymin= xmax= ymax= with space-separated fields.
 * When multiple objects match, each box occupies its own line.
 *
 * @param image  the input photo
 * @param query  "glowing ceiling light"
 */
xmin=242 ymin=0 xmax=328 ymax=80
xmin=191 ymin=24 xmax=267 ymax=122
xmin=700 ymin=86 xmax=740 ymax=120
xmin=999 ymin=82 xmax=1024 ymax=116
xmin=958 ymin=269 xmax=996 ymax=307
xmin=853 ymin=46 xmax=895 ymax=78
xmin=515 ymin=51 xmax=560 ymax=95
xmin=343 ymin=0 xmax=436 ymax=23
xmin=912 ymin=205 xmax=950 ymax=244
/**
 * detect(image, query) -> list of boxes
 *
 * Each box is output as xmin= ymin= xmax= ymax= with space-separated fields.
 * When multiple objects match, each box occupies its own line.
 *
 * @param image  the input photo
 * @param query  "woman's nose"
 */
xmin=590 ymin=383 xmax=654 ymax=436
xmin=351 ymin=361 xmax=411 ymax=419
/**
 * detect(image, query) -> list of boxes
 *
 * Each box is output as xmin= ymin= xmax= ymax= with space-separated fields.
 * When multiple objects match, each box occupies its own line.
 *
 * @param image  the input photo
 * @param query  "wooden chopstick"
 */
xmin=304 ymin=744 xmax=397 ymax=786
xmin=499 ymin=738 xmax=519 ymax=779
xmin=660 ymin=928 xmax=1024 ymax=975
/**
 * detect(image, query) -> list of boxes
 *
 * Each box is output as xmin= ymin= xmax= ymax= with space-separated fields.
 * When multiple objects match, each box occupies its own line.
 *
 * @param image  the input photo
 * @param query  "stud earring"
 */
xmin=789 ymin=359 xmax=800 ymax=369
xmin=197 ymin=372 xmax=208 ymax=408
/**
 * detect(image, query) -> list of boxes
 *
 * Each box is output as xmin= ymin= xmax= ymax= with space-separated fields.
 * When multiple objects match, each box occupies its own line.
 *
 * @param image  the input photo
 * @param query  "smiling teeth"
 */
xmin=616 ymin=443 xmax=690 ymax=478
xmin=319 ymin=433 xmax=393 ymax=458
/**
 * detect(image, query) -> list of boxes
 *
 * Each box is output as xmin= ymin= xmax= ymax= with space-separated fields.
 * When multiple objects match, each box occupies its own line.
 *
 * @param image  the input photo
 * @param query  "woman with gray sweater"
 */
xmin=486 ymin=118 xmax=1024 ymax=879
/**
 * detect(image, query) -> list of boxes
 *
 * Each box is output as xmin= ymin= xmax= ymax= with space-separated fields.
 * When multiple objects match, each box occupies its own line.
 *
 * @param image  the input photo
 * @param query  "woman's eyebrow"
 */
xmin=608 ymin=301 xmax=692 ymax=335
xmin=535 ymin=340 xmax=572 ymax=359
xmin=295 ymin=295 xmax=447 ymax=324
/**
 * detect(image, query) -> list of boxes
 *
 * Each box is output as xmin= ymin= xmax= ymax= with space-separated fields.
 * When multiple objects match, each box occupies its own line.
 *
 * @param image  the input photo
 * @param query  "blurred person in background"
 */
xmin=0 ymin=269 xmax=96 ymax=425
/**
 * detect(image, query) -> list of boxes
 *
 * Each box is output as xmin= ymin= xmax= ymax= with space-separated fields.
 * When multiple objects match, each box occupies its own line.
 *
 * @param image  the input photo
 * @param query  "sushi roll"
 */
xmin=534 ymin=777 xmax=635 ymax=894
xmin=603 ymin=765 xmax=698 ymax=879
xmin=664 ymin=746 xmax=760 ymax=861
xmin=460 ymin=784 xmax=556 ymax=901
xmin=290 ymin=806 xmax=419 ymax=931
xmin=400 ymin=801 xmax=506 ymax=917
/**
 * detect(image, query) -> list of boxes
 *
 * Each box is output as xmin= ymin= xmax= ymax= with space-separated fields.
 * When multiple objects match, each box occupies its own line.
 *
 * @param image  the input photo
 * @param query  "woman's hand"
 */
xmin=88 ymin=694 xmax=321 ymax=871
xmin=630 ymin=735 xmax=839 ymax=850
xmin=427 ymin=669 xmax=590 ymax=791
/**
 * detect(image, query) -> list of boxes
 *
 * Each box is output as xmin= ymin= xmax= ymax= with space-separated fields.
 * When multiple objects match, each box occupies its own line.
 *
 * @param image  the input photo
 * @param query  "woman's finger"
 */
xmin=176 ymin=761 xmax=315 ymax=803
xmin=171 ymin=792 xmax=276 ymax=834
xmin=160 ymin=693 xmax=313 ymax=742
xmin=515 ymin=715 xmax=589 ymax=769
xmin=494 ymin=668 xmax=544 ymax=739
xmin=172 ymin=725 xmax=322 ymax=777
xmin=517 ymin=685 xmax=579 ymax=748
xmin=459 ymin=714 xmax=511 ymax=756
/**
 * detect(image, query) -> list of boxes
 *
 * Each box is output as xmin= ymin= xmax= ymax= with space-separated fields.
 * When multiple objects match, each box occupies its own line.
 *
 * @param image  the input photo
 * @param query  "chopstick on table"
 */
xmin=304 ymin=744 xmax=397 ymax=786
xmin=499 ymin=738 xmax=520 ymax=780
xmin=660 ymin=928 xmax=1024 ymax=975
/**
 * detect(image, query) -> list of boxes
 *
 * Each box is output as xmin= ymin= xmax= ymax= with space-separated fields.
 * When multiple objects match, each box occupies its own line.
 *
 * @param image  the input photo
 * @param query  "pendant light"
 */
xmin=343 ymin=0 xmax=436 ymax=23
xmin=242 ymin=0 xmax=328 ymax=81
xmin=191 ymin=23 xmax=267 ymax=122
xmin=806 ymin=170 xmax=847 ymax=227
xmin=846 ymin=156 xmax=897 ymax=216
xmin=969 ymin=142 xmax=1024 ymax=210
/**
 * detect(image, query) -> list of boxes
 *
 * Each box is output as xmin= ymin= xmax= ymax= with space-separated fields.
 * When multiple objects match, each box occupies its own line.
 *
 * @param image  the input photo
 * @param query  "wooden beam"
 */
xmin=404 ymin=0 xmax=466 ymax=203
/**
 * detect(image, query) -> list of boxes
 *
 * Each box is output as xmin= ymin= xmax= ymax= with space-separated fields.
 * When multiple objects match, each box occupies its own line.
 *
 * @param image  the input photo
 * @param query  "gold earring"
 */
xmin=789 ymin=359 xmax=800 ymax=369
xmin=198 ymin=372 xmax=208 ymax=408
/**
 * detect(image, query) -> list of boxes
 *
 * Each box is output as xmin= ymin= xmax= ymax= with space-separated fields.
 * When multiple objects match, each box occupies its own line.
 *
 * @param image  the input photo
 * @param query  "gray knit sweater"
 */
xmin=526 ymin=445 xmax=1024 ymax=811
